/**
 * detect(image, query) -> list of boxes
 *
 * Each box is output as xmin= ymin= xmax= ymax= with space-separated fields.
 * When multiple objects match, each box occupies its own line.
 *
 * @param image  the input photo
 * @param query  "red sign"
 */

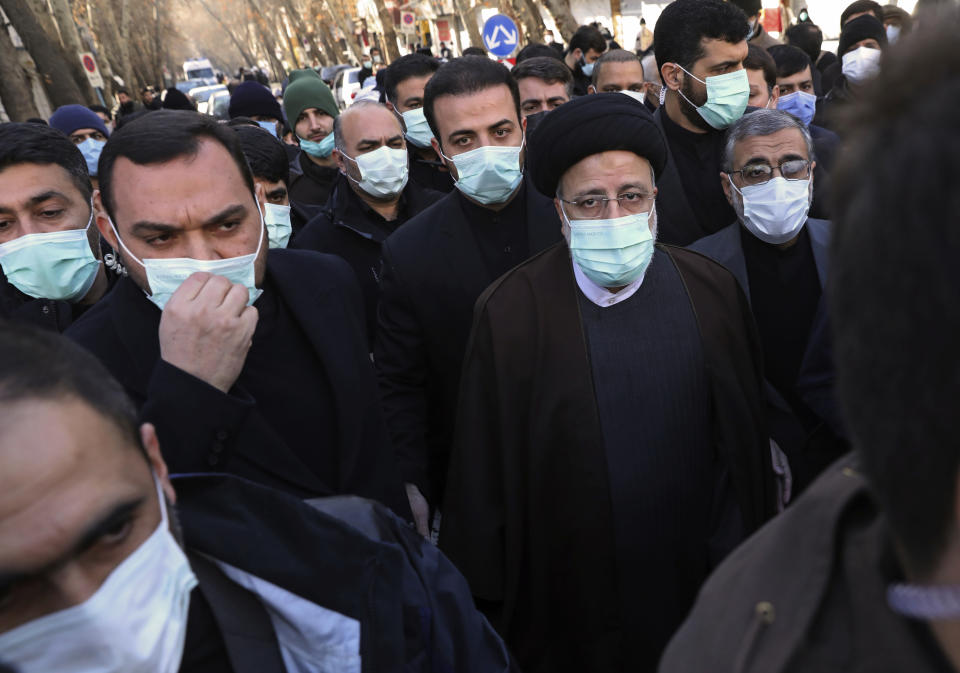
xmin=83 ymin=54 xmax=96 ymax=72
xmin=436 ymin=19 xmax=451 ymax=42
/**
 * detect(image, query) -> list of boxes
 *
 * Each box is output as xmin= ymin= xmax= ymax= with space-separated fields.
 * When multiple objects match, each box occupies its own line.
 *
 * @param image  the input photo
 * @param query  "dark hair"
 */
xmin=416 ymin=47 xmax=434 ymax=57
xmin=767 ymin=44 xmax=813 ymax=79
xmin=88 ymin=104 xmax=112 ymax=121
xmin=744 ymin=43 xmax=777 ymax=90
xmin=384 ymin=54 xmax=440 ymax=104
xmin=232 ymin=124 xmax=290 ymax=185
xmin=729 ymin=0 xmax=761 ymax=16
xmin=591 ymin=48 xmax=642 ymax=88
xmin=784 ymin=23 xmax=824 ymax=63
xmin=0 ymin=322 xmax=142 ymax=452
xmin=462 ymin=46 xmax=487 ymax=57
xmin=841 ymin=0 xmax=884 ymax=26
xmin=568 ymin=25 xmax=607 ymax=56
xmin=512 ymin=56 xmax=574 ymax=96
xmin=829 ymin=12 xmax=960 ymax=578
xmin=654 ymin=0 xmax=750 ymax=82
xmin=99 ymin=110 xmax=255 ymax=222
xmin=516 ymin=43 xmax=563 ymax=63
xmin=424 ymin=56 xmax=521 ymax=147
xmin=0 ymin=123 xmax=92 ymax=201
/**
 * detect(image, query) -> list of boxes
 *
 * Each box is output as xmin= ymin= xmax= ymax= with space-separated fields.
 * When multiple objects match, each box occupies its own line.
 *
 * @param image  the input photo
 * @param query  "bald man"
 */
xmin=292 ymin=101 xmax=443 ymax=348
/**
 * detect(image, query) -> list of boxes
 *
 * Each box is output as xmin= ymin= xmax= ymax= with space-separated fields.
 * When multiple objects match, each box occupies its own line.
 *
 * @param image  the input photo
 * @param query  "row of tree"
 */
xmin=0 ymin=0 xmax=584 ymax=122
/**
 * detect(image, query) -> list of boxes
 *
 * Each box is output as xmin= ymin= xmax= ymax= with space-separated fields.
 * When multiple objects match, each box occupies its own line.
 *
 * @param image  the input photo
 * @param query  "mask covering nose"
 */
xmin=675 ymin=66 xmax=750 ymax=130
xmin=0 ymin=203 xmax=101 ymax=301
xmin=341 ymin=146 xmax=410 ymax=199
xmin=777 ymin=91 xmax=817 ymax=127
xmin=77 ymin=138 xmax=106 ymax=177
xmin=109 ymin=201 xmax=266 ymax=311
xmin=560 ymin=201 xmax=656 ymax=289
xmin=439 ymin=135 xmax=525 ymax=205
xmin=400 ymin=107 xmax=435 ymax=148
xmin=729 ymin=175 xmax=811 ymax=245
xmin=263 ymin=202 xmax=292 ymax=249
xmin=841 ymin=46 xmax=882 ymax=84
xmin=0 ymin=476 xmax=198 ymax=673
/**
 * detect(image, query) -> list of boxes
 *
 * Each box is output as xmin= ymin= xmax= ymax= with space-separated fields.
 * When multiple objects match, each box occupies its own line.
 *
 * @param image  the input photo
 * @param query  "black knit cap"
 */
xmin=528 ymin=92 xmax=667 ymax=197
xmin=228 ymin=81 xmax=283 ymax=120
xmin=838 ymin=15 xmax=888 ymax=57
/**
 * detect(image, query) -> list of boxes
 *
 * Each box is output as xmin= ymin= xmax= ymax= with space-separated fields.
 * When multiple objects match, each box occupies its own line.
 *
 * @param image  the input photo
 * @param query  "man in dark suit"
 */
xmin=651 ymin=0 xmax=751 ymax=245
xmin=690 ymin=109 xmax=847 ymax=495
xmin=374 ymin=56 xmax=561 ymax=534
xmin=292 ymin=101 xmax=443 ymax=348
xmin=0 ymin=323 xmax=515 ymax=673
xmin=66 ymin=110 xmax=410 ymax=518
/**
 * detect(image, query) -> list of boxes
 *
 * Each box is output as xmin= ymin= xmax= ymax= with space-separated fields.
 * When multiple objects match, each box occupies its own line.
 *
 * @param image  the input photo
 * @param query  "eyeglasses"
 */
xmin=558 ymin=192 xmax=654 ymax=219
xmin=729 ymin=159 xmax=811 ymax=187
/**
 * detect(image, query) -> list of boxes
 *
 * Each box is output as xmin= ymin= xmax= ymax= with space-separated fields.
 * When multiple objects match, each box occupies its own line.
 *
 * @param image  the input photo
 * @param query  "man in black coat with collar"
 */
xmin=650 ymin=0 xmax=752 ymax=246
xmin=0 ymin=123 xmax=118 ymax=332
xmin=292 ymin=101 xmax=443 ymax=348
xmin=66 ymin=110 xmax=410 ymax=518
xmin=374 ymin=56 xmax=561 ymax=534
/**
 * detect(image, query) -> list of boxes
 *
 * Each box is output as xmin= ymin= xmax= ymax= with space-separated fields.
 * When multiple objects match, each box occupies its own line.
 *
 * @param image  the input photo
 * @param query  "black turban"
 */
xmin=528 ymin=92 xmax=667 ymax=198
xmin=838 ymin=15 xmax=887 ymax=58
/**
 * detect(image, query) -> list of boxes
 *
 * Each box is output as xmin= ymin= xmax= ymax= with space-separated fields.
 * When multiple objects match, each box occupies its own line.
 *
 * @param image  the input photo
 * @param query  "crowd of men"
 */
xmin=1 ymin=0 xmax=959 ymax=671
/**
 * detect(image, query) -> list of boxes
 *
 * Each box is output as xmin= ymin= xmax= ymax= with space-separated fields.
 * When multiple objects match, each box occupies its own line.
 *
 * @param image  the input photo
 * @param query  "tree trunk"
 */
xmin=371 ymin=0 xmax=400 ymax=62
xmin=284 ymin=0 xmax=324 ymax=66
xmin=511 ymin=0 xmax=543 ymax=43
xmin=609 ymin=0 xmax=621 ymax=45
xmin=0 ymin=0 xmax=86 ymax=106
xmin=47 ymin=0 xmax=98 ymax=102
xmin=323 ymin=0 xmax=361 ymax=64
xmin=91 ymin=0 xmax=134 ymax=89
xmin=317 ymin=18 xmax=342 ymax=64
xmin=0 ymin=20 xmax=41 ymax=119
xmin=541 ymin=0 xmax=578 ymax=43
xmin=452 ymin=0 xmax=482 ymax=49
xmin=246 ymin=0 xmax=285 ymax=79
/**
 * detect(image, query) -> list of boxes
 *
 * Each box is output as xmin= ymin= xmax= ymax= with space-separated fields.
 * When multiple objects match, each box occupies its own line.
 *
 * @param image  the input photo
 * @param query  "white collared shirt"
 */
xmin=572 ymin=257 xmax=648 ymax=308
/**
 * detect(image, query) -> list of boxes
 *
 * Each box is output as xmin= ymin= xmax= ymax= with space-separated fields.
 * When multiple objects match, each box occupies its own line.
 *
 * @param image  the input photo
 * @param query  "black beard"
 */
xmin=678 ymin=75 xmax=713 ymax=132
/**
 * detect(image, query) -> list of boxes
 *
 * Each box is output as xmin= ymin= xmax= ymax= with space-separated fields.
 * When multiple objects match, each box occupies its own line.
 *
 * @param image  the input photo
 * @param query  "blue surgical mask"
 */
xmin=676 ymin=66 xmax=750 ymax=130
xmin=561 ymin=204 xmax=655 ymax=288
xmin=0 ymin=205 xmax=101 ymax=301
xmin=439 ymin=136 xmax=525 ymax=205
xmin=581 ymin=57 xmax=595 ymax=77
xmin=255 ymin=120 xmax=279 ymax=137
xmin=298 ymin=133 xmax=335 ymax=158
xmin=777 ymin=90 xmax=817 ymax=127
xmin=263 ymin=202 xmax=292 ymax=249
xmin=77 ymin=138 xmax=106 ymax=177
xmin=109 ymin=205 xmax=265 ymax=311
xmin=401 ymin=107 xmax=435 ymax=148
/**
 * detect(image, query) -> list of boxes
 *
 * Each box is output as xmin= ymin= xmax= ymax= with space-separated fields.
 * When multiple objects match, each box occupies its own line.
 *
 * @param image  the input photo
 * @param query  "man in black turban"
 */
xmin=439 ymin=93 xmax=777 ymax=673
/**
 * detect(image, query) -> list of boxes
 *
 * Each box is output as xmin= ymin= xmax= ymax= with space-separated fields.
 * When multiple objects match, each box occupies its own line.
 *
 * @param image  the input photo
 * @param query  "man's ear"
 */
xmin=140 ymin=423 xmax=176 ymax=504
xmin=588 ymin=84 xmax=598 ymax=94
xmin=332 ymin=148 xmax=347 ymax=174
xmin=661 ymin=62 xmax=683 ymax=92
xmin=93 ymin=189 xmax=118 ymax=250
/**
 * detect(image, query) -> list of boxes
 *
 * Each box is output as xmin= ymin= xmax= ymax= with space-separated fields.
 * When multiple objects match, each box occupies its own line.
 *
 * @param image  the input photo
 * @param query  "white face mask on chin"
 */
xmin=0 ymin=477 xmax=198 ymax=673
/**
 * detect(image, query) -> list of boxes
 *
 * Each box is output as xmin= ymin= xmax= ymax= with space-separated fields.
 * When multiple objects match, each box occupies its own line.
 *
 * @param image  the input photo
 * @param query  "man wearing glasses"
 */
xmin=439 ymin=94 xmax=776 ymax=673
xmin=691 ymin=108 xmax=847 ymax=494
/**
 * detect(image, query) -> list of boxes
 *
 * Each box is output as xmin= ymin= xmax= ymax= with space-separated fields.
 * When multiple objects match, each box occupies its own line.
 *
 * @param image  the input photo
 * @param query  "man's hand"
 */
xmin=158 ymin=272 xmax=258 ymax=394
xmin=406 ymin=482 xmax=430 ymax=537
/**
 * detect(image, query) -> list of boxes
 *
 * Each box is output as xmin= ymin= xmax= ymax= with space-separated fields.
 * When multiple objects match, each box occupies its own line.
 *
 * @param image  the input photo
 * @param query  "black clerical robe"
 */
xmin=440 ymin=242 xmax=777 ymax=673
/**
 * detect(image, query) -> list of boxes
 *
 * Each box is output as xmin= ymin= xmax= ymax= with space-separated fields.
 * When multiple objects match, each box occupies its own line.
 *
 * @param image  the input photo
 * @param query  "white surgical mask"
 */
xmin=0 ymin=205 xmax=101 ymax=301
xmin=439 ymin=136 xmax=525 ymax=205
xmin=841 ymin=46 xmax=882 ymax=84
xmin=341 ymin=145 xmax=409 ymax=198
xmin=263 ymin=202 xmax=292 ymax=249
xmin=110 ymin=203 xmax=265 ymax=311
xmin=729 ymin=175 xmax=811 ymax=245
xmin=0 ymin=478 xmax=198 ymax=673
xmin=400 ymin=107 xmax=435 ymax=148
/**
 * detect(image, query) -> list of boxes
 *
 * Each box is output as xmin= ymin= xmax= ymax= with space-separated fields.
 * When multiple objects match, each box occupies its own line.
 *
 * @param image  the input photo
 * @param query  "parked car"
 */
xmin=188 ymin=84 xmax=228 ymax=114
xmin=207 ymin=89 xmax=231 ymax=120
xmin=174 ymin=78 xmax=207 ymax=94
xmin=332 ymin=67 xmax=363 ymax=110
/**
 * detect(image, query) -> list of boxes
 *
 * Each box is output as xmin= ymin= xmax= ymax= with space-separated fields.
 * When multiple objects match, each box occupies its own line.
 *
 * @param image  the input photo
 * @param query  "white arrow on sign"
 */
xmin=485 ymin=25 xmax=518 ymax=49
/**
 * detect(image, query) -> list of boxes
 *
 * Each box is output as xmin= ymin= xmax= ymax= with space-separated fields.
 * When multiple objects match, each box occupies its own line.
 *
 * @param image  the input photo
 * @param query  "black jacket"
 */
xmin=408 ymin=146 xmax=455 ymax=193
xmin=288 ymin=150 xmax=339 ymax=207
xmin=291 ymin=173 xmax=444 ymax=348
xmin=659 ymin=455 xmax=954 ymax=673
xmin=0 ymin=263 xmax=118 ymax=332
xmin=66 ymin=249 xmax=410 ymax=516
xmin=176 ymin=473 xmax=517 ymax=673
xmin=374 ymin=178 xmax=561 ymax=504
